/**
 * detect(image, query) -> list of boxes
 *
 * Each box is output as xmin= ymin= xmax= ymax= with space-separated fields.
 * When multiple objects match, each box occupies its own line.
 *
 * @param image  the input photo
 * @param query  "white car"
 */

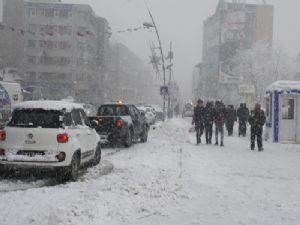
xmin=0 ymin=100 xmax=101 ymax=181
xmin=138 ymin=106 xmax=156 ymax=125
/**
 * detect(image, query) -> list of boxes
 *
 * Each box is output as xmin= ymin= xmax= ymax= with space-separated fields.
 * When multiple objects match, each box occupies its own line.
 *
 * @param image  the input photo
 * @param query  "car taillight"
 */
xmin=0 ymin=149 xmax=5 ymax=156
xmin=98 ymin=117 xmax=104 ymax=124
xmin=57 ymin=133 xmax=69 ymax=143
xmin=116 ymin=119 xmax=124 ymax=128
xmin=0 ymin=131 xmax=6 ymax=141
xmin=56 ymin=152 xmax=66 ymax=162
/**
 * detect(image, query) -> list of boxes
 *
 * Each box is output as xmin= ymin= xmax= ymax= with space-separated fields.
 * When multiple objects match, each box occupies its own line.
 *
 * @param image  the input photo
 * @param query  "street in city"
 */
xmin=0 ymin=118 xmax=299 ymax=225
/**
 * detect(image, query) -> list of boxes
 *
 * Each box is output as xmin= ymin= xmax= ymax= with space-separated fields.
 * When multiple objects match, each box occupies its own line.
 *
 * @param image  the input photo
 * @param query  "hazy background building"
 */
xmin=0 ymin=0 xmax=171 ymax=107
xmin=199 ymin=0 xmax=274 ymax=104
xmin=107 ymin=43 xmax=158 ymax=104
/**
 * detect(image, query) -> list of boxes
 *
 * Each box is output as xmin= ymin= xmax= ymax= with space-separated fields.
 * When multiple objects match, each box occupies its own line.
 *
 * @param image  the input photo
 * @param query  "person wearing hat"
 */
xmin=248 ymin=103 xmax=266 ymax=151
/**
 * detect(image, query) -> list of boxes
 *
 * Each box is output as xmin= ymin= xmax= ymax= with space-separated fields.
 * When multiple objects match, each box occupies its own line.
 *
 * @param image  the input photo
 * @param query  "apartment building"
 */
xmin=200 ymin=0 xmax=274 ymax=102
xmin=0 ymin=0 xmax=110 ymax=104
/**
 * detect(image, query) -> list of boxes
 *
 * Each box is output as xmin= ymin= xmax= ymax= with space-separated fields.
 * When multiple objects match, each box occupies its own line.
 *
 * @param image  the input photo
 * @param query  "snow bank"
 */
xmin=266 ymin=80 xmax=300 ymax=92
xmin=13 ymin=100 xmax=84 ymax=112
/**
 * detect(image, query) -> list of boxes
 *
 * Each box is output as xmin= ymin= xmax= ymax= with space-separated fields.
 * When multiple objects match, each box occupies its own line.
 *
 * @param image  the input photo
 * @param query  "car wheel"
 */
xmin=93 ymin=144 xmax=101 ymax=166
xmin=141 ymin=131 xmax=148 ymax=143
xmin=66 ymin=153 xmax=80 ymax=181
xmin=124 ymin=129 xmax=133 ymax=148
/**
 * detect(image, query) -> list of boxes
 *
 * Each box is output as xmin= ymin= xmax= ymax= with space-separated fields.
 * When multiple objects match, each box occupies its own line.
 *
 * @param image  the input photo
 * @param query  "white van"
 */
xmin=0 ymin=81 xmax=23 ymax=108
xmin=0 ymin=100 xmax=101 ymax=181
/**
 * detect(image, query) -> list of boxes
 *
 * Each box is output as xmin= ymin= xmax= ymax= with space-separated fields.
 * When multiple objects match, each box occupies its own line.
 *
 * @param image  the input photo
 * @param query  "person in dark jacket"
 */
xmin=248 ymin=103 xmax=266 ymax=151
xmin=237 ymin=103 xmax=249 ymax=137
xmin=192 ymin=99 xmax=205 ymax=145
xmin=203 ymin=101 xmax=214 ymax=144
xmin=214 ymin=101 xmax=227 ymax=146
xmin=226 ymin=105 xmax=237 ymax=136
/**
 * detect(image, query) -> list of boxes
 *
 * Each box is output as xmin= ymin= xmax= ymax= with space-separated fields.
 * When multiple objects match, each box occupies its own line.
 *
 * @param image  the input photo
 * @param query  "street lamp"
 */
xmin=143 ymin=0 xmax=167 ymax=121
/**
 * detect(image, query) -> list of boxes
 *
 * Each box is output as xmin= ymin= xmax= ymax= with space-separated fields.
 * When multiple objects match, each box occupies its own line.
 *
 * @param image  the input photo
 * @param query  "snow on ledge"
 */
xmin=266 ymin=80 xmax=300 ymax=92
xmin=13 ymin=100 xmax=84 ymax=112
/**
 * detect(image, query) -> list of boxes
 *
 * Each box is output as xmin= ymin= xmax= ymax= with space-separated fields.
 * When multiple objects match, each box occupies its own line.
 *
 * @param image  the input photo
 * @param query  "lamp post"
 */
xmin=143 ymin=0 xmax=167 ymax=121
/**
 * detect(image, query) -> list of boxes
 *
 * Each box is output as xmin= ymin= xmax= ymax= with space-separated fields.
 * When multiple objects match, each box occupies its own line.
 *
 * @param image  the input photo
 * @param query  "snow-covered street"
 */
xmin=1 ymin=118 xmax=300 ymax=225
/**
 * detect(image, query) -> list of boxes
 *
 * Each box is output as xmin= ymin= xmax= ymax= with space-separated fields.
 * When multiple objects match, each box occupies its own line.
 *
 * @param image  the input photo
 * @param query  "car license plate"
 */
xmin=100 ymin=135 xmax=108 ymax=140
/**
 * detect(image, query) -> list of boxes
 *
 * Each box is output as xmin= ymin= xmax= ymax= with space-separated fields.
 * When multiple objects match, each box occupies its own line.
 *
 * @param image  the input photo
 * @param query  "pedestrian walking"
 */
xmin=237 ymin=103 xmax=249 ymax=137
xmin=214 ymin=101 xmax=227 ymax=147
xmin=174 ymin=104 xmax=180 ymax=118
xmin=226 ymin=105 xmax=237 ymax=136
xmin=248 ymin=103 xmax=266 ymax=151
xmin=203 ymin=101 xmax=214 ymax=144
xmin=192 ymin=99 xmax=205 ymax=145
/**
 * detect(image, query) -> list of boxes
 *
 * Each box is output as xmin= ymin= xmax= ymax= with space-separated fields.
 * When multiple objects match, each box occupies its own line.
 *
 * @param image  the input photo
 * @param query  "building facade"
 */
xmin=200 ymin=0 xmax=274 ymax=104
xmin=0 ymin=0 xmax=110 ymax=104
xmin=106 ymin=43 xmax=156 ymax=104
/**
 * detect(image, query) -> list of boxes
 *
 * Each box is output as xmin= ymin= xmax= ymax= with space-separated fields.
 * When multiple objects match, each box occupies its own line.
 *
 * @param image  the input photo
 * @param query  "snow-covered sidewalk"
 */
xmin=0 ymin=118 xmax=300 ymax=225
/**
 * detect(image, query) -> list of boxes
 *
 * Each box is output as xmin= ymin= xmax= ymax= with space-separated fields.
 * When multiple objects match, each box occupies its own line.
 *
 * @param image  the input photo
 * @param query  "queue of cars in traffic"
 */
xmin=0 ymin=100 xmax=163 ymax=181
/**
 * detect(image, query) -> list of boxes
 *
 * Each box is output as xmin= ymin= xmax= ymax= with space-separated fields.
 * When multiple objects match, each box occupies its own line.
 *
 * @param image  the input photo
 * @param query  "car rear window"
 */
xmin=98 ymin=105 xmax=129 ymax=116
xmin=7 ymin=109 xmax=63 ymax=128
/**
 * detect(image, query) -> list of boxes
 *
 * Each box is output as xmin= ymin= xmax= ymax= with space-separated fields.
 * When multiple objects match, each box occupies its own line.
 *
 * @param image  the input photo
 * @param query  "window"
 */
xmin=71 ymin=110 xmax=83 ymax=126
xmin=98 ymin=105 xmax=129 ymax=116
xmin=59 ymin=10 xmax=69 ymax=18
xmin=28 ymin=8 xmax=36 ymax=17
xmin=282 ymin=98 xmax=295 ymax=120
xmin=28 ymin=24 xmax=37 ymax=34
xmin=28 ymin=56 xmax=36 ymax=64
xmin=28 ymin=40 xmax=36 ymax=48
xmin=54 ymin=10 xmax=59 ymax=17
xmin=27 ymin=72 xmax=37 ymax=80
xmin=45 ymin=9 xmax=54 ymax=18
xmin=8 ymin=109 xmax=63 ymax=128
xmin=79 ymin=109 xmax=89 ymax=126
xmin=64 ymin=112 xmax=73 ymax=126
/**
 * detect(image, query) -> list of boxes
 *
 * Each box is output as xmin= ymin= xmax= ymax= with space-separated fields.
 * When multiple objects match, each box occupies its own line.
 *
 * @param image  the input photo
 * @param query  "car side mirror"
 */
xmin=90 ymin=120 xmax=98 ymax=129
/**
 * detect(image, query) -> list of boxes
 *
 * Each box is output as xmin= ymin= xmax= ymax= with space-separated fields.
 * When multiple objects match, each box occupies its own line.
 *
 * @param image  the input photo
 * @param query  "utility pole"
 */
xmin=167 ymin=42 xmax=174 ymax=118
xmin=144 ymin=0 xmax=167 ymax=121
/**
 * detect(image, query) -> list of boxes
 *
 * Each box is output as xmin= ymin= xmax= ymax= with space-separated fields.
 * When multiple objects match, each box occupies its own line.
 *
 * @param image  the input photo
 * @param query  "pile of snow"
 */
xmin=13 ymin=100 xmax=84 ymax=112
xmin=266 ymin=80 xmax=300 ymax=92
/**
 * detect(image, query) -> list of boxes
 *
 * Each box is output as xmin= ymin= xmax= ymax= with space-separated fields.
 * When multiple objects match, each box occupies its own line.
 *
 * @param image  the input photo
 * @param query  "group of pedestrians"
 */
xmin=192 ymin=99 xmax=266 ymax=151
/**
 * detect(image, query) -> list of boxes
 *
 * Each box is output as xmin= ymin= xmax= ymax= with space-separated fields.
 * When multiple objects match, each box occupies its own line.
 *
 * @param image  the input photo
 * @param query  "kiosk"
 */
xmin=265 ymin=81 xmax=300 ymax=143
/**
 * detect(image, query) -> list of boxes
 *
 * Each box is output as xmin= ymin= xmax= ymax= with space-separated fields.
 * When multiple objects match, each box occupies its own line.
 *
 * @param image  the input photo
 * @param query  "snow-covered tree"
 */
xmin=230 ymin=41 xmax=296 ymax=102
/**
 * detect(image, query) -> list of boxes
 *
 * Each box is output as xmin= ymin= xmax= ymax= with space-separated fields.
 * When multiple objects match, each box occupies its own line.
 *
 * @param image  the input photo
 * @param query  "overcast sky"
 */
xmin=66 ymin=0 xmax=300 ymax=100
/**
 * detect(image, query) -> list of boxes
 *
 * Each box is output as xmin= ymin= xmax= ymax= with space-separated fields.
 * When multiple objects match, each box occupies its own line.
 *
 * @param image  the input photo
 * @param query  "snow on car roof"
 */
xmin=266 ymin=80 xmax=300 ymax=92
xmin=13 ymin=100 xmax=84 ymax=112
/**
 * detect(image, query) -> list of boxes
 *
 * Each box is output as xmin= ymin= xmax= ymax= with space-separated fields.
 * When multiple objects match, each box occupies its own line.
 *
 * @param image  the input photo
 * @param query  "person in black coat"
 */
xmin=192 ymin=99 xmax=205 ymax=145
xmin=214 ymin=101 xmax=227 ymax=146
xmin=226 ymin=105 xmax=237 ymax=136
xmin=203 ymin=101 xmax=214 ymax=144
xmin=237 ymin=103 xmax=249 ymax=137
xmin=248 ymin=103 xmax=266 ymax=151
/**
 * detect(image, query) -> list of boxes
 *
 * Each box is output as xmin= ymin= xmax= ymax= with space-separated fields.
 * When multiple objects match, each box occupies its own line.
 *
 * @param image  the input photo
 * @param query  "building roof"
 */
xmin=266 ymin=80 xmax=300 ymax=92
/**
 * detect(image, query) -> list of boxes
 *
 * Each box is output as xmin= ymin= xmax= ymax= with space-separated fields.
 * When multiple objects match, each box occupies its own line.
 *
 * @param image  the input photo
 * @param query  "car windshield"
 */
xmin=7 ymin=109 xmax=63 ymax=128
xmin=98 ymin=105 xmax=129 ymax=116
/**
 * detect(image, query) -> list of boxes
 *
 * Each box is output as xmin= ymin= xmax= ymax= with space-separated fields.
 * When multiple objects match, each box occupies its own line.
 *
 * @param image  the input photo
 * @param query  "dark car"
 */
xmin=90 ymin=104 xmax=149 ymax=147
